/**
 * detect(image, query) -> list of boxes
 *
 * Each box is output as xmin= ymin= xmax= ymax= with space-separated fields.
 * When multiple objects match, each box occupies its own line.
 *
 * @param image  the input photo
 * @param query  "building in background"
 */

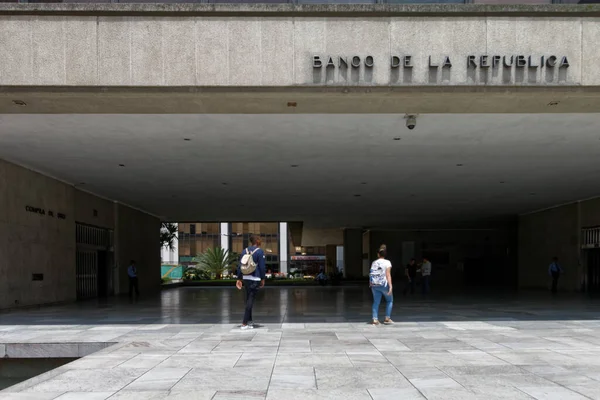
xmin=176 ymin=222 xmax=292 ymax=274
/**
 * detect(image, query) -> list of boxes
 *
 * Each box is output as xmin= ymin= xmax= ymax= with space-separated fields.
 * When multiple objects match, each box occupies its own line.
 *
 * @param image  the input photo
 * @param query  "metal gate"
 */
xmin=76 ymin=249 xmax=98 ymax=300
xmin=75 ymin=223 xmax=114 ymax=300
xmin=587 ymin=248 xmax=600 ymax=294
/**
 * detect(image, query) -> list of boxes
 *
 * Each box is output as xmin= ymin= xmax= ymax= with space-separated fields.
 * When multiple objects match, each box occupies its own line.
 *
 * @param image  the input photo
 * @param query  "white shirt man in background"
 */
xmin=421 ymin=258 xmax=432 ymax=295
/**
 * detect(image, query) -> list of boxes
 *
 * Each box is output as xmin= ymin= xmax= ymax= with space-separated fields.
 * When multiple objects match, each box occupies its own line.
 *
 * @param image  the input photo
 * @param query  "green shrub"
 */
xmin=183 ymin=267 xmax=211 ymax=281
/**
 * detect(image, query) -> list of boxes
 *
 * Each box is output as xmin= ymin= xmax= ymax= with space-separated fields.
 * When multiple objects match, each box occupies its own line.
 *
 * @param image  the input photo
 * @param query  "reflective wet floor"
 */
xmin=1 ymin=287 xmax=600 ymax=399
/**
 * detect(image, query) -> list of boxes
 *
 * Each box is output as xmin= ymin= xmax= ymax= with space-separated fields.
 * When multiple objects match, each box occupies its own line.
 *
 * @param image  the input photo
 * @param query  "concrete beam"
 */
xmin=2 ymin=4 xmax=600 ymax=17
xmin=3 ymin=87 xmax=600 ymax=114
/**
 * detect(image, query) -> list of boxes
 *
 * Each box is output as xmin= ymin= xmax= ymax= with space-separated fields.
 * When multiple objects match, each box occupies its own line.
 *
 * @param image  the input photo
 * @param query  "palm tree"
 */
xmin=160 ymin=223 xmax=178 ymax=251
xmin=196 ymin=247 xmax=238 ymax=280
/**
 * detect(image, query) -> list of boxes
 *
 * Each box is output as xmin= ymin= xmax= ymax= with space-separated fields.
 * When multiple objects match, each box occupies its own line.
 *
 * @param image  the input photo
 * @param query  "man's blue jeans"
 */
xmin=371 ymin=286 xmax=393 ymax=320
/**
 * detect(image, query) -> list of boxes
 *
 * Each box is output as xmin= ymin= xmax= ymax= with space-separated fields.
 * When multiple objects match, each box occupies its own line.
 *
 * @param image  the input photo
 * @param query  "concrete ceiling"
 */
xmin=1 ymin=113 xmax=600 ymax=229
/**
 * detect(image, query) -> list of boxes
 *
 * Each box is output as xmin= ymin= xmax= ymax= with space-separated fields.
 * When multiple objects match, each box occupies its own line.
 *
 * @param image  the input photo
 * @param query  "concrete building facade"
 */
xmin=3 ymin=3 xmax=600 ymax=307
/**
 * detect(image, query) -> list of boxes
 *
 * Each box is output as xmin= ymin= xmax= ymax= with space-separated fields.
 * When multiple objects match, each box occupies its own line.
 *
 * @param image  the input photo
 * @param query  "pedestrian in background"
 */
xmin=403 ymin=258 xmax=417 ymax=296
xmin=548 ymin=256 xmax=563 ymax=294
xmin=421 ymin=257 xmax=432 ymax=295
xmin=127 ymin=260 xmax=140 ymax=298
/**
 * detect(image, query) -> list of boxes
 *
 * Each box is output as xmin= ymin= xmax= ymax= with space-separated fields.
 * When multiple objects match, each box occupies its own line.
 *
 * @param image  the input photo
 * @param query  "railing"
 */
xmin=582 ymin=226 xmax=600 ymax=249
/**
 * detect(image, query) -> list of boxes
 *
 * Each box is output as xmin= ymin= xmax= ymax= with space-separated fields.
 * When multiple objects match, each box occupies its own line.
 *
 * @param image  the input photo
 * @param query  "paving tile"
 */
xmin=409 ymin=377 xmax=462 ymax=390
xmin=0 ymin=395 xmax=65 ymax=400
xmin=212 ymin=391 xmax=267 ymax=399
xmin=315 ymin=366 xmax=411 ymax=390
xmin=440 ymin=365 xmax=524 ymax=377
xmin=517 ymin=386 xmax=590 ymax=400
xmin=22 ymin=369 xmax=147 ymax=393
xmin=270 ymin=367 xmax=316 ymax=390
xmin=116 ymin=354 xmax=173 ymax=369
xmin=567 ymin=384 xmax=600 ymax=399
xmin=53 ymin=393 xmax=114 ymax=400
xmin=347 ymin=353 xmax=391 ymax=367
xmin=171 ymin=367 xmax=270 ymax=391
xmin=158 ymin=354 xmax=242 ymax=368
xmin=275 ymin=353 xmax=353 ymax=368
xmin=265 ymin=389 xmax=372 ymax=400
xmin=367 ymin=388 xmax=426 ymax=399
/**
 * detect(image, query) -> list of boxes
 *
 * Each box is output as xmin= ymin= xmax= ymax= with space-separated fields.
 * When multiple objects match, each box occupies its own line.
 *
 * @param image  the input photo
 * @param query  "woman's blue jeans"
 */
xmin=371 ymin=286 xmax=393 ymax=320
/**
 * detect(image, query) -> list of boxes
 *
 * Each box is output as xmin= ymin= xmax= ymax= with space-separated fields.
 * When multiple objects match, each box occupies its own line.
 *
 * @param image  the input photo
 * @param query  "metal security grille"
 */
xmin=582 ymin=227 xmax=600 ymax=249
xmin=75 ymin=223 xmax=114 ymax=300
xmin=76 ymin=224 xmax=113 ymax=249
xmin=587 ymin=249 xmax=600 ymax=294
xmin=76 ymin=249 xmax=98 ymax=300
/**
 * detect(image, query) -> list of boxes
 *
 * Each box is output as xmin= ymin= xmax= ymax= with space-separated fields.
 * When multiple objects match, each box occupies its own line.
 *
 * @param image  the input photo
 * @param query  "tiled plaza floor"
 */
xmin=1 ymin=286 xmax=600 ymax=399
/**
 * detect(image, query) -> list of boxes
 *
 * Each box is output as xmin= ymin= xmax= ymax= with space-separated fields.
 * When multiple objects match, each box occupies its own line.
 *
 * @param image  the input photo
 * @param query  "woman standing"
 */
xmin=369 ymin=245 xmax=394 ymax=325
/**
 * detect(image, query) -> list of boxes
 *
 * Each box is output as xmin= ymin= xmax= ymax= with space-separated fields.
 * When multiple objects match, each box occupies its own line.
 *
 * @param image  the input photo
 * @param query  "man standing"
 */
xmin=236 ymin=235 xmax=266 ymax=330
xmin=548 ymin=257 xmax=563 ymax=294
xmin=421 ymin=257 xmax=432 ymax=295
xmin=127 ymin=260 xmax=140 ymax=298
xmin=403 ymin=259 xmax=417 ymax=295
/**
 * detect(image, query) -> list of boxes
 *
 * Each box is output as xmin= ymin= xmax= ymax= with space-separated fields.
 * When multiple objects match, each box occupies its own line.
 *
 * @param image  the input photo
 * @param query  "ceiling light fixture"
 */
xmin=12 ymin=100 xmax=26 ymax=106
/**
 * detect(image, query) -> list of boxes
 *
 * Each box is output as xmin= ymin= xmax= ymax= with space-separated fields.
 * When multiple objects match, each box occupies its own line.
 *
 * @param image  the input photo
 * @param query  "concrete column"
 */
xmin=279 ymin=222 xmax=288 ymax=274
xmin=326 ymin=245 xmax=337 ymax=274
xmin=343 ymin=228 xmax=363 ymax=278
xmin=113 ymin=201 xmax=120 ymax=295
xmin=220 ymin=222 xmax=229 ymax=252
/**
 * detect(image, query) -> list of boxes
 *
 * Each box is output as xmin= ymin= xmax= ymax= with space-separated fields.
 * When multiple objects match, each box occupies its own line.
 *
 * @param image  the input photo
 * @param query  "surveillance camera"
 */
xmin=405 ymin=114 xmax=417 ymax=130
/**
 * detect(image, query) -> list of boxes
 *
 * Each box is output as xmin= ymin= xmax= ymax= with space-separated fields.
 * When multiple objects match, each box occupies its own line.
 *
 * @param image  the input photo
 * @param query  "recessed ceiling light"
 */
xmin=393 ymin=137 xmax=401 ymax=141
xmin=12 ymin=100 xmax=26 ymax=106
xmin=119 ymin=164 xmax=125 ymax=167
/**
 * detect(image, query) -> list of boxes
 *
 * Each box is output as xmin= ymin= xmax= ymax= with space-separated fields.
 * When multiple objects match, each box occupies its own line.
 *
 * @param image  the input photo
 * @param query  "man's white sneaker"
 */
xmin=241 ymin=324 xmax=254 ymax=330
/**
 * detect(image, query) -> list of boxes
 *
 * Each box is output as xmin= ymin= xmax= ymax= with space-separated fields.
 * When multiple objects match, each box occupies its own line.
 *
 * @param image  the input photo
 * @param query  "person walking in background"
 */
xmin=421 ymin=257 xmax=432 ymax=295
xmin=127 ymin=260 xmax=140 ymax=298
xmin=236 ymin=235 xmax=266 ymax=330
xmin=369 ymin=245 xmax=394 ymax=326
xmin=548 ymin=256 xmax=563 ymax=294
xmin=403 ymin=258 xmax=417 ymax=296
